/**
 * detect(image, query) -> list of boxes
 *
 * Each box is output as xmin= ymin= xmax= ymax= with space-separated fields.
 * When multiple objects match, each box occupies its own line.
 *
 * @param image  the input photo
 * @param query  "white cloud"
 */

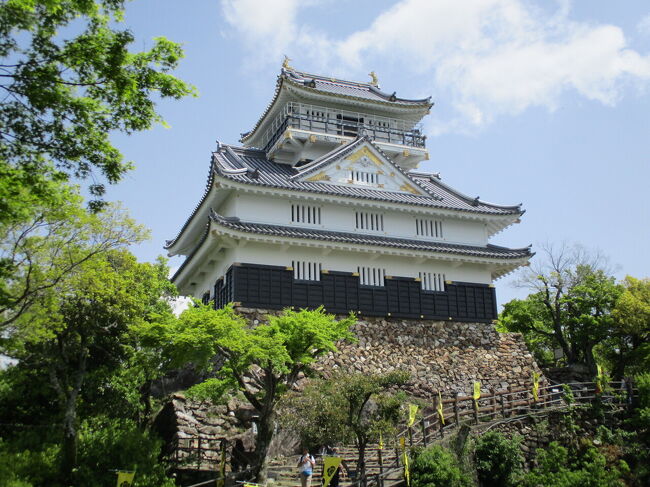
xmin=638 ymin=13 xmax=650 ymax=36
xmin=220 ymin=0 xmax=304 ymax=66
xmin=220 ymin=0 xmax=650 ymax=132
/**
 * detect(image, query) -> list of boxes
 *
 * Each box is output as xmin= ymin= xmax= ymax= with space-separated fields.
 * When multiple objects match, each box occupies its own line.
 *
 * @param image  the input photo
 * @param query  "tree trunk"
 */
xmin=356 ymin=439 xmax=367 ymax=486
xmin=61 ymin=387 xmax=80 ymax=483
xmin=253 ymin=412 xmax=275 ymax=484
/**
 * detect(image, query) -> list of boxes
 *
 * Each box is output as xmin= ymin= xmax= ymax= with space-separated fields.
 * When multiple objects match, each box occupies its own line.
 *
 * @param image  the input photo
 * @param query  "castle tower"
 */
xmin=165 ymin=64 xmax=531 ymax=321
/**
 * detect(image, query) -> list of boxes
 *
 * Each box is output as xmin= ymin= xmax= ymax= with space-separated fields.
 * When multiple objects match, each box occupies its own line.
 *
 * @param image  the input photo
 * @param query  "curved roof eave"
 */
xmin=410 ymin=170 xmax=524 ymax=214
xmin=164 ymin=155 xmax=218 ymax=253
xmin=240 ymin=68 xmax=432 ymax=145
xmin=208 ymin=210 xmax=533 ymax=261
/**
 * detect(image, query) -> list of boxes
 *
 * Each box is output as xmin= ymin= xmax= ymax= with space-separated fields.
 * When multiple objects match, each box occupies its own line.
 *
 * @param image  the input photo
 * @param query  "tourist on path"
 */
xmin=297 ymin=447 xmax=316 ymax=487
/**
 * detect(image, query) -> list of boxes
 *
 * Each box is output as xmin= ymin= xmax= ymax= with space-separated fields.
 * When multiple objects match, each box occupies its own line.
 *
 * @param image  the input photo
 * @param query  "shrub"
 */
xmin=474 ymin=431 xmax=523 ymax=486
xmin=410 ymin=445 xmax=471 ymax=487
xmin=522 ymin=441 xmax=627 ymax=487
xmin=0 ymin=439 xmax=59 ymax=487
xmin=75 ymin=416 xmax=176 ymax=487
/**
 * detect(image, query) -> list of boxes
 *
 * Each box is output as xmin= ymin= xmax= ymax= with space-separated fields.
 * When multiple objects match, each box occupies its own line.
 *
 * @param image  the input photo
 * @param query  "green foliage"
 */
xmin=0 ymin=0 xmax=195 ymax=217
xmin=1 ymin=238 xmax=178 ymax=481
xmin=165 ymin=305 xmax=357 ymax=481
xmin=631 ymin=372 xmax=650 ymax=436
xmin=499 ymin=244 xmax=623 ymax=373
xmin=473 ymin=431 xmax=523 ymax=487
xmin=0 ymin=439 xmax=59 ymax=487
xmin=282 ymin=370 xmax=409 ymax=450
xmin=410 ymin=445 xmax=471 ymax=487
xmin=75 ymin=417 xmax=175 ymax=487
xmin=0 ymin=419 xmax=175 ymax=487
xmin=0 ymin=195 xmax=149 ymax=330
xmin=521 ymin=442 xmax=627 ymax=487
xmin=599 ymin=277 xmax=650 ymax=377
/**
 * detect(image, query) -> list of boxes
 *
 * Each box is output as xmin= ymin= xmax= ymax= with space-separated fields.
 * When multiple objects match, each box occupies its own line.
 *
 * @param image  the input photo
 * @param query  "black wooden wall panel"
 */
xmin=219 ymin=263 xmax=497 ymax=322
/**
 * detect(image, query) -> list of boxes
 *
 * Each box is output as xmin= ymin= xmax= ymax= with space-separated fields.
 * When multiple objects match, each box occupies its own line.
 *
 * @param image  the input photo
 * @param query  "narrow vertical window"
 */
xmin=416 ymin=218 xmax=443 ymax=238
xmin=291 ymin=204 xmax=321 ymax=225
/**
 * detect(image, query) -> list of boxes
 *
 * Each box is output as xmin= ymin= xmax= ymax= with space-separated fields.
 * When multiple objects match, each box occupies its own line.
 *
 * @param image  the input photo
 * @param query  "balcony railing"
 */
xmin=261 ymin=102 xmax=426 ymax=152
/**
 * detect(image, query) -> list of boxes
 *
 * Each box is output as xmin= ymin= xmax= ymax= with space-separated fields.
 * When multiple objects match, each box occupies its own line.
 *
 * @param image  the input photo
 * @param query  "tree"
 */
xmin=166 ymin=305 xmax=357 ymax=483
xmin=4 ymin=245 xmax=177 ymax=484
xmin=410 ymin=445 xmax=471 ymax=487
xmin=521 ymin=441 xmax=627 ymax=487
xmin=474 ymin=431 xmax=523 ymax=487
xmin=499 ymin=243 xmax=621 ymax=374
xmin=603 ymin=277 xmax=650 ymax=377
xmin=0 ymin=0 xmax=194 ymax=218
xmin=0 ymin=193 xmax=148 ymax=330
xmin=283 ymin=371 xmax=409 ymax=483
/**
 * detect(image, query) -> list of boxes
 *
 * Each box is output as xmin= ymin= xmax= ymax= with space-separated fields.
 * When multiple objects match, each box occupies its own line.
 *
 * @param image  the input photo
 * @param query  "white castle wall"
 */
xmin=218 ymin=193 xmax=488 ymax=245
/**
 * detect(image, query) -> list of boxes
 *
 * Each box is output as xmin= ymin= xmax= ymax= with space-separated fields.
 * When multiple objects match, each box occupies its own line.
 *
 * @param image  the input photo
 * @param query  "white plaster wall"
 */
xmin=230 ymin=193 xmax=488 ymax=245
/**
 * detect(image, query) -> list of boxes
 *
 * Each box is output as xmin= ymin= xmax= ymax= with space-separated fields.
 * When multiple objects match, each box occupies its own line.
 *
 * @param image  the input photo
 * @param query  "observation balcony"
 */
xmin=256 ymin=102 xmax=429 ymax=168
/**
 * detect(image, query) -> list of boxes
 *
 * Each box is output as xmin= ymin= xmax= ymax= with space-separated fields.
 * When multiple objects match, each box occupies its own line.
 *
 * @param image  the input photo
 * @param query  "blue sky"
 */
xmin=108 ymin=0 xmax=650 ymax=307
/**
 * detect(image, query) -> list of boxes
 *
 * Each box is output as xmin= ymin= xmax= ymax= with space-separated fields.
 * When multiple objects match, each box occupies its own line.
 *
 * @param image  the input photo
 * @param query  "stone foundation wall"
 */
xmin=235 ymin=307 xmax=543 ymax=398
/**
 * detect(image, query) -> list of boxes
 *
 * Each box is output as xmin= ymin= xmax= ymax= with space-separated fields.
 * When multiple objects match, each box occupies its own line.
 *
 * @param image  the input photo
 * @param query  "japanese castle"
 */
xmin=166 ymin=61 xmax=532 ymax=322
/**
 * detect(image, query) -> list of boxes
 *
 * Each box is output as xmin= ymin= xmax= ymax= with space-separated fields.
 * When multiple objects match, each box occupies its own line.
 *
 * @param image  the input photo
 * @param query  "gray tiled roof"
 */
xmin=165 ymin=140 xmax=523 ymax=251
xmin=241 ymin=67 xmax=432 ymax=144
xmin=209 ymin=211 xmax=532 ymax=260
xmin=214 ymin=142 xmax=522 ymax=215
xmin=284 ymin=68 xmax=433 ymax=106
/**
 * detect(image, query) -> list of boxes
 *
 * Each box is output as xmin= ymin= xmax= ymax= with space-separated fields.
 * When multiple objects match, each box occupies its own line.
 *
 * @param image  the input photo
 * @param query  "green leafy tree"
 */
xmin=521 ymin=441 xmax=627 ymax=487
xmin=4 ymin=243 xmax=177 ymax=484
xmin=410 ymin=445 xmax=471 ymax=487
xmin=474 ymin=431 xmax=523 ymax=487
xmin=0 ymin=193 xmax=147 ymax=330
xmin=165 ymin=305 xmax=357 ymax=483
xmin=282 ymin=370 xmax=409 ymax=482
xmin=0 ymin=0 xmax=194 ymax=219
xmin=602 ymin=277 xmax=650 ymax=377
xmin=499 ymin=243 xmax=621 ymax=374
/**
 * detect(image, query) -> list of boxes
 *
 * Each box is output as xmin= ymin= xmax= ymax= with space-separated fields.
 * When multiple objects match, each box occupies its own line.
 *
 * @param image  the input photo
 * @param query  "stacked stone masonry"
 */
xmin=235 ymin=307 xmax=543 ymax=398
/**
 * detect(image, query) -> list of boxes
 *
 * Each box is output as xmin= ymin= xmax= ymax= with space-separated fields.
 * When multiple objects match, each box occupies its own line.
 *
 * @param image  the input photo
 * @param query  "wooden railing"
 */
xmin=400 ymin=380 xmax=634 ymax=448
xmin=362 ymin=380 xmax=637 ymax=487
xmin=175 ymin=380 xmax=636 ymax=487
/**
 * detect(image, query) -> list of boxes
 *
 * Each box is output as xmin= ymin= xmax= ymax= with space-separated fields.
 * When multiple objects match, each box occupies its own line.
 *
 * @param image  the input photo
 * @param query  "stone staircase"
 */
xmin=266 ymin=445 xmax=403 ymax=487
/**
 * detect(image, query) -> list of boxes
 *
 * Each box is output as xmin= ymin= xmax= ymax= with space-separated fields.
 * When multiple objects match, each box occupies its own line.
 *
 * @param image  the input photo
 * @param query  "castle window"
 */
xmin=358 ymin=266 xmax=386 ymax=286
xmin=355 ymin=211 xmax=384 ymax=232
xmin=292 ymin=261 xmax=322 ymax=281
xmin=291 ymin=204 xmax=321 ymax=225
xmin=201 ymin=291 xmax=211 ymax=305
xmin=336 ymin=113 xmax=363 ymax=137
xmin=349 ymin=170 xmax=380 ymax=185
xmin=415 ymin=218 xmax=443 ymax=238
xmin=419 ymin=272 xmax=446 ymax=292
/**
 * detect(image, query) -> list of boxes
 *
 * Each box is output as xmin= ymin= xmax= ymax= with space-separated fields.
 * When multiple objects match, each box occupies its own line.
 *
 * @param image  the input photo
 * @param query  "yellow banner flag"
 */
xmin=473 ymin=381 xmax=481 ymax=401
xmin=379 ymin=432 xmax=384 ymax=450
xmin=402 ymin=448 xmax=410 ymax=486
xmin=436 ymin=391 xmax=445 ymax=425
xmin=407 ymin=404 xmax=418 ymax=427
xmin=323 ymin=457 xmax=343 ymax=487
xmin=532 ymin=371 xmax=541 ymax=401
xmin=399 ymin=436 xmax=406 ymax=450
xmin=595 ymin=364 xmax=605 ymax=394
xmin=116 ymin=471 xmax=135 ymax=487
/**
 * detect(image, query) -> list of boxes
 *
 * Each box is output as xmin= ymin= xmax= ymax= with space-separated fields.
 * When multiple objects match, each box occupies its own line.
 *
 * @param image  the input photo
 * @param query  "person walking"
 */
xmin=297 ymin=447 xmax=316 ymax=487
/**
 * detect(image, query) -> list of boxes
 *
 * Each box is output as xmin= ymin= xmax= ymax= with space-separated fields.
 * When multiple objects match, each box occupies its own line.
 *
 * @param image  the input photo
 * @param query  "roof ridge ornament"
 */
xmin=282 ymin=55 xmax=293 ymax=70
xmin=368 ymin=71 xmax=379 ymax=87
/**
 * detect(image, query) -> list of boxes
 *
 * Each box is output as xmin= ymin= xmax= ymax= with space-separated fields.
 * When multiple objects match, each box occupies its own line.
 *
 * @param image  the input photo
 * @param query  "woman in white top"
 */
xmin=297 ymin=447 xmax=316 ymax=487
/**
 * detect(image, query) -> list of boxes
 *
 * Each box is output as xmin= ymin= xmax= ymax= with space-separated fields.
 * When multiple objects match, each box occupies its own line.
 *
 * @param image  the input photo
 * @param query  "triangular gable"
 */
xmin=291 ymin=138 xmax=430 ymax=196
